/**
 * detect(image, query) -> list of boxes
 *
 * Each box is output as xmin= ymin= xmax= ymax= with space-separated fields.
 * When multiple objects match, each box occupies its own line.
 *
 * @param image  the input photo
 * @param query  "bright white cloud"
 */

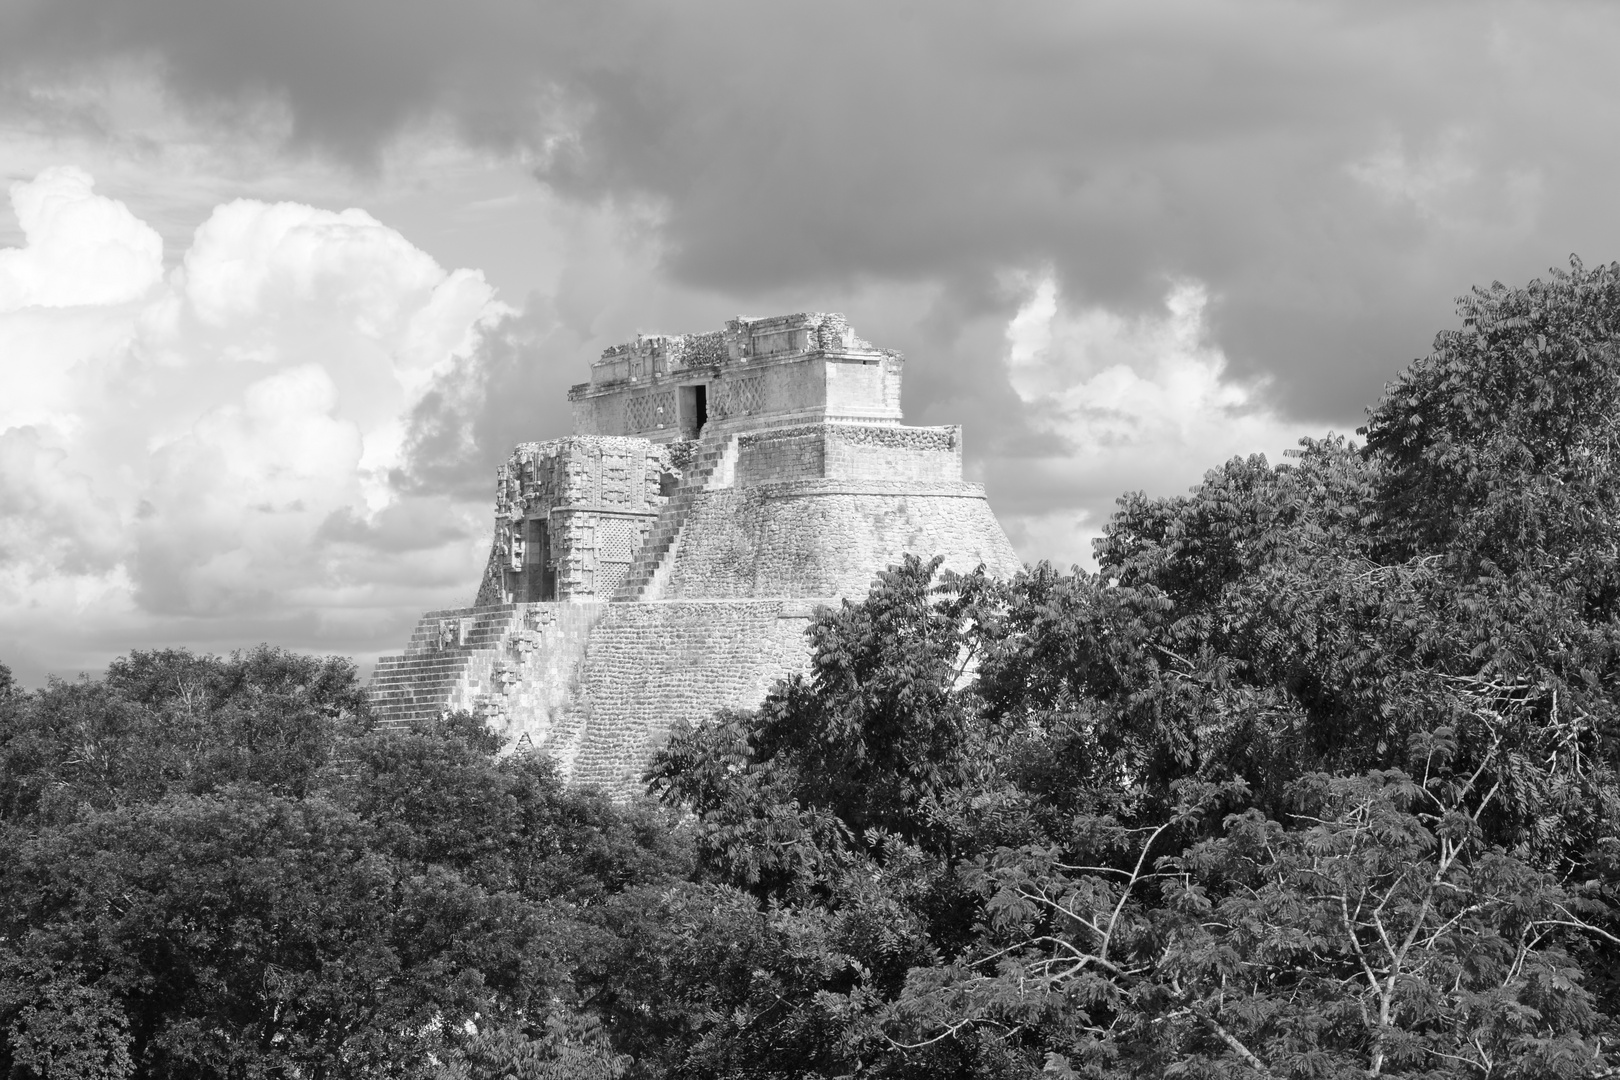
xmin=998 ymin=273 xmax=1334 ymax=570
xmin=0 ymin=166 xmax=163 ymax=311
xmin=0 ymin=167 xmax=506 ymax=678
xmin=0 ymin=169 xmax=163 ymax=436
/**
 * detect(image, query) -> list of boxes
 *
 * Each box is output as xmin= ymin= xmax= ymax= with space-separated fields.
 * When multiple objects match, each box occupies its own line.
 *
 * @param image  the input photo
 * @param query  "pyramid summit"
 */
xmin=369 ymin=312 xmax=1022 ymax=792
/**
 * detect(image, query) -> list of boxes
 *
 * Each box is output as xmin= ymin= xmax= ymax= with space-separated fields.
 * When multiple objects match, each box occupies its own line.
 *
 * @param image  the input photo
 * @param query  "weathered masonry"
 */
xmin=369 ymin=313 xmax=1022 ymax=793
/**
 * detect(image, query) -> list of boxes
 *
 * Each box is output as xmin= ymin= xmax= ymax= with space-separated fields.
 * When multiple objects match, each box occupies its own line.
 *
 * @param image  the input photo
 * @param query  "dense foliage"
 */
xmin=642 ymin=259 xmax=1620 ymax=1078
xmin=0 ymin=648 xmax=689 ymax=1079
xmin=4 ymin=259 xmax=1620 ymax=1078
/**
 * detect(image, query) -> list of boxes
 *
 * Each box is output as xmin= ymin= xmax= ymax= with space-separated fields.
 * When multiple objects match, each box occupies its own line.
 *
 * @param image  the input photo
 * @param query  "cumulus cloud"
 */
xmin=991 ymin=273 xmax=1345 ymax=569
xmin=0 ymin=167 xmax=508 ymax=680
xmin=0 ymin=165 xmax=162 ymax=310
xmin=0 ymin=169 xmax=163 ymax=446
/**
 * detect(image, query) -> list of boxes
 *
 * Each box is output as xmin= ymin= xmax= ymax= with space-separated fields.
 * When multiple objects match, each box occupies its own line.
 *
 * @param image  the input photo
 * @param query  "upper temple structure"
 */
xmin=369 ymin=312 xmax=1022 ymax=792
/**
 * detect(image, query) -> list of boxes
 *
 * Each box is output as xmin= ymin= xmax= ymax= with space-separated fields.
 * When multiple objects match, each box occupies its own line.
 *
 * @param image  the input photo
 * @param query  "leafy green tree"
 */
xmin=10 ymin=260 xmax=1620 ymax=1079
xmin=653 ymin=557 xmax=1011 ymax=882
xmin=890 ymin=745 xmax=1614 ymax=1077
xmin=641 ymin=263 xmax=1620 ymax=1077
xmin=1363 ymin=257 xmax=1620 ymax=586
xmin=645 ymin=557 xmax=1032 ymax=1076
xmin=436 ymin=1016 xmax=628 ymax=1080
xmin=0 ymin=646 xmax=365 ymax=825
xmin=0 ymin=649 xmax=694 ymax=1080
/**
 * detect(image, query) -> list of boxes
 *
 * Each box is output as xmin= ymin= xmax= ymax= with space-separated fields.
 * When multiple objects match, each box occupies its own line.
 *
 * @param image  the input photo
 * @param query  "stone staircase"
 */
xmin=367 ymin=604 xmax=525 ymax=727
xmin=610 ymin=431 xmax=736 ymax=602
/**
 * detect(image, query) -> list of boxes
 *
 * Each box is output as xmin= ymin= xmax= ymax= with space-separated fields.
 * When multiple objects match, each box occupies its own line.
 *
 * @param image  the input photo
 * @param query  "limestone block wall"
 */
xmin=734 ymin=423 xmax=964 ymax=486
xmin=822 ymin=356 xmax=900 ymax=420
xmin=368 ymin=598 xmax=824 ymax=798
xmin=569 ymin=312 xmax=906 ymax=441
xmin=735 ymin=426 xmax=825 ymax=484
xmin=691 ymin=354 xmax=904 ymax=433
xmin=824 ymin=423 xmax=961 ymax=482
xmin=471 ymin=603 xmax=607 ymax=752
xmin=660 ymin=479 xmax=1023 ymax=599
xmin=571 ymin=355 xmax=904 ymax=441
xmin=563 ymin=600 xmax=820 ymax=792
xmin=569 ymin=390 xmax=628 ymax=441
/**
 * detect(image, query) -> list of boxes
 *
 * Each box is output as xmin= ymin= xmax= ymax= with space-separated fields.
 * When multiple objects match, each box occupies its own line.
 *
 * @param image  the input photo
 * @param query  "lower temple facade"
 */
xmin=368 ymin=313 xmax=1022 ymax=794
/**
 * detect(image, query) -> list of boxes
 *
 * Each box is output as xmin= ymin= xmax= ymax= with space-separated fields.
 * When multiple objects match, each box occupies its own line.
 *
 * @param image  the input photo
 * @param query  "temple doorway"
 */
xmin=524 ymin=517 xmax=555 ymax=601
xmin=681 ymin=384 xmax=708 ymax=438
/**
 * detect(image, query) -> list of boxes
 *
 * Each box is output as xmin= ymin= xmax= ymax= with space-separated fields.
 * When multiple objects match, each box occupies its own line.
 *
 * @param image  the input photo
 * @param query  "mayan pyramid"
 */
xmin=368 ymin=313 xmax=1022 ymax=793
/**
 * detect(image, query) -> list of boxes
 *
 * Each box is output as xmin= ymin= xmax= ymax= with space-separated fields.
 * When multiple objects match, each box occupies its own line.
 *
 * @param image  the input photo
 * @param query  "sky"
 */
xmin=1 ymin=0 xmax=1617 ymax=685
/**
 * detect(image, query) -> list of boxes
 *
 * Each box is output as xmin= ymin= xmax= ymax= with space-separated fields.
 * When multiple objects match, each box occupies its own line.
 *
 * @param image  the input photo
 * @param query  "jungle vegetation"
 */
xmin=5 ymin=259 xmax=1620 ymax=1078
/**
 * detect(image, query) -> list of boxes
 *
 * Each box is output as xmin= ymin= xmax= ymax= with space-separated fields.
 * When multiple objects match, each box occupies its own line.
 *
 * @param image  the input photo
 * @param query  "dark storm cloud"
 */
xmin=6 ymin=0 xmax=1618 ymax=423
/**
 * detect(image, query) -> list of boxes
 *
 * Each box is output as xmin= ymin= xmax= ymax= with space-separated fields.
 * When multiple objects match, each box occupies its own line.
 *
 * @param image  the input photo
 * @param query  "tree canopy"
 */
xmin=0 ymin=647 xmax=690 ymax=1079
xmin=641 ymin=258 xmax=1620 ymax=1077
xmin=4 ymin=259 xmax=1620 ymax=1078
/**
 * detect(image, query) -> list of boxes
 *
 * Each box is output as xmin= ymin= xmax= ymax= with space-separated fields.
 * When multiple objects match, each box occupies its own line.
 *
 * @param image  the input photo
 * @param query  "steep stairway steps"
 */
xmin=367 ymin=604 xmax=526 ymax=727
xmin=610 ymin=432 xmax=736 ymax=602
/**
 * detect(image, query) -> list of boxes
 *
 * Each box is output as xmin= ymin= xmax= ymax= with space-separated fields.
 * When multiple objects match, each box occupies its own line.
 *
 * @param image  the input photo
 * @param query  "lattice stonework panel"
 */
xmin=598 ymin=518 xmax=640 ymax=566
xmin=624 ymin=396 xmax=650 ymax=431
xmin=625 ymin=391 xmax=677 ymax=432
xmin=730 ymin=376 xmax=764 ymax=416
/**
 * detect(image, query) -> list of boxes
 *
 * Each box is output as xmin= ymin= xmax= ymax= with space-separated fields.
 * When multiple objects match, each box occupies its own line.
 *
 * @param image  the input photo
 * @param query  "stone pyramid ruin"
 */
xmin=368 ymin=313 xmax=1022 ymax=793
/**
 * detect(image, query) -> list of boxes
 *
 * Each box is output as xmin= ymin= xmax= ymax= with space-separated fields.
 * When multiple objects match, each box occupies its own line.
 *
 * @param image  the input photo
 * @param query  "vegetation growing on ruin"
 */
xmin=5 ymin=259 xmax=1620 ymax=1077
